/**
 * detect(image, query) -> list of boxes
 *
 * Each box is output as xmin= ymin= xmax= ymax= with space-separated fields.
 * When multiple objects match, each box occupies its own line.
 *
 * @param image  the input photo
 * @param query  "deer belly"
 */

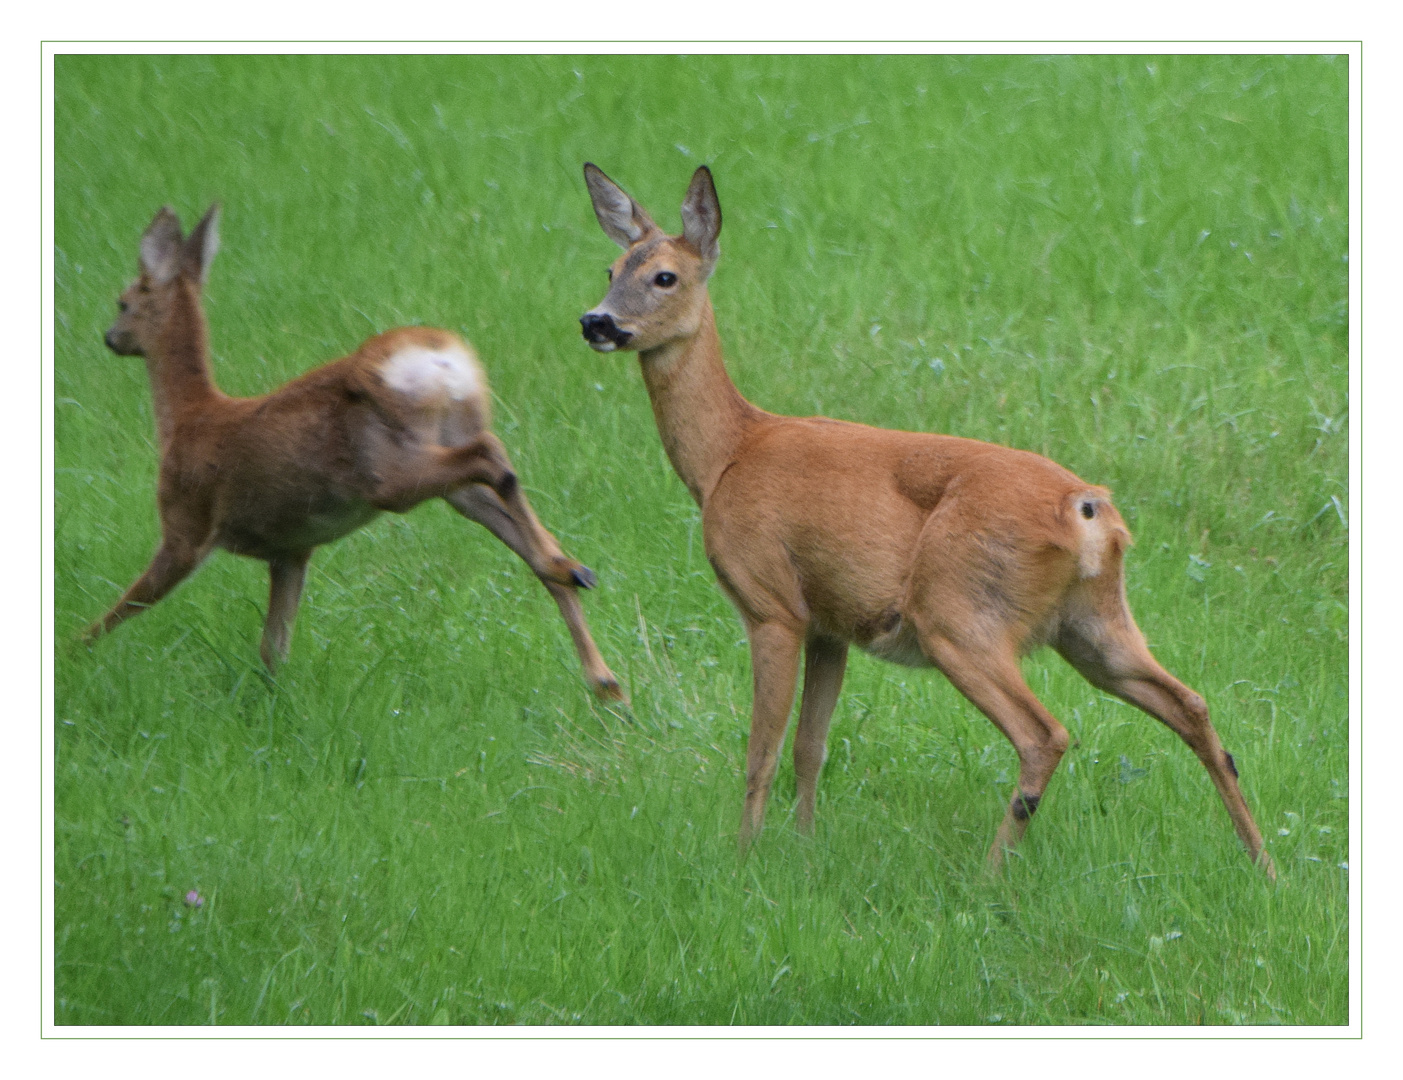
xmin=218 ymin=495 xmax=379 ymax=557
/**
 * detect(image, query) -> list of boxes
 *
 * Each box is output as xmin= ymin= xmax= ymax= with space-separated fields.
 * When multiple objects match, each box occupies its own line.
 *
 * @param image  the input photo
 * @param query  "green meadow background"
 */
xmin=54 ymin=54 xmax=1347 ymax=1025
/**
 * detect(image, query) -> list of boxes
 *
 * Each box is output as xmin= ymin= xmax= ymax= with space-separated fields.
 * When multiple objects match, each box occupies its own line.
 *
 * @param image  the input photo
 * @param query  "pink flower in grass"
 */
xmin=185 ymin=890 xmax=204 ymax=908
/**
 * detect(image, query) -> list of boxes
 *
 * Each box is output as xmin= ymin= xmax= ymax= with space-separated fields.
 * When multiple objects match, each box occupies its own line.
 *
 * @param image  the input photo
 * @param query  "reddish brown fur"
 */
xmin=581 ymin=164 xmax=1272 ymax=874
xmin=89 ymin=204 xmax=623 ymax=701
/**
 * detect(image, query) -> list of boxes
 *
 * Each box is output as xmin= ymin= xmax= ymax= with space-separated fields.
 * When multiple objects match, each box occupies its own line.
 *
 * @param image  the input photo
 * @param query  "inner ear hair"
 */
xmin=140 ymin=207 xmax=185 ymax=285
xmin=183 ymin=204 xmax=222 ymax=284
xmin=585 ymin=162 xmax=657 ymax=248
xmin=680 ymin=166 xmax=721 ymax=262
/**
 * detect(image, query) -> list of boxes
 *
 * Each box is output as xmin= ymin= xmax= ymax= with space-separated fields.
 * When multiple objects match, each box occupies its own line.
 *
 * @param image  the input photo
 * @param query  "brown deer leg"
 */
xmin=259 ymin=551 xmax=311 ymax=672
xmin=542 ymin=581 xmax=626 ymax=702
xmin=371 ymin=434 xmax=519 ymax=511
xmin=793 ymin=634 xmax=848 ymax=834
xmin=445 ymin=485 xmax=623 ymax=701
xmin=921 ymin=633 xmax=1071 ymax=872
xmin=739 ymin=620 xmax=803 ymax=852
xmin=85 ymin=538 xmax=210 ymax=642
xmin=461 ymin=435 xmax=592 ymax=584
xmin=1056 ymin=623 xmax=1274 ymax=878
xmin=442 ymin=461 xmax=595 ymax=589
xmin=378 ymin=436 xmax=586 ymax=592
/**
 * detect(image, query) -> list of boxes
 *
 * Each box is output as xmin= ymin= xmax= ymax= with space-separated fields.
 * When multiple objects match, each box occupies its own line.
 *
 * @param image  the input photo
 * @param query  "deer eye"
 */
xmin=606 ymin=267 xmax=613 ymax=281
xmin=654 ymin=271 xmax=677 ymax=288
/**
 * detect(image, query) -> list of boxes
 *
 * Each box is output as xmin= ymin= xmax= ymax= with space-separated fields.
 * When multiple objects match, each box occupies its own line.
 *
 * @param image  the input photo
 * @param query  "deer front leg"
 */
xmin=85 ymin=537 xmax=210 ymax=642
xmin=446 ymin=484 xmax=623 ymax=701
xmin=739 ymin=620 xmax=803 ymax=853
xmin=794 ymin=634 xmax=848 ymax=834
xmin=259 ymin=551 xmax=311 ymax=672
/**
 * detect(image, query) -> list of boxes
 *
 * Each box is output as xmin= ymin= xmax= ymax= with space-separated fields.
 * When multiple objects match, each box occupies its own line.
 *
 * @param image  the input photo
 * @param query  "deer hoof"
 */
xmin=592 ymin=674 xmax=627 ymax=703
xmin=571 ymin=564 xmax=598 ymax=589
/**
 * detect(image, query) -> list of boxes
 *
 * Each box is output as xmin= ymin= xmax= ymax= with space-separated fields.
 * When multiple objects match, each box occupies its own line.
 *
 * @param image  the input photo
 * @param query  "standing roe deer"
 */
xmin=89 ymin=203 xmax=623 ymax=701
xmin=579 ymin=163 xmax=1272 ymax=875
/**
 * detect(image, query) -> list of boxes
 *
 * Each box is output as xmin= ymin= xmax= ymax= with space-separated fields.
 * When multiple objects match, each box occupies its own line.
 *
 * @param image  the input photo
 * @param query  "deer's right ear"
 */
xmin=584 ymin=163 xmax=658 ymax=249
xmin=140 ymin=206 xmax=184 ymax=285
xmin=183 ymin=204 xmax=221 ymax=284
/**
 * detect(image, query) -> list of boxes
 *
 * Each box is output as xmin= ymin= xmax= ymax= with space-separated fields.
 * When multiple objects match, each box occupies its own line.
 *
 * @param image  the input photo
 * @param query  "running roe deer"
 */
xmin=89 ymin=203 xmax=623 ymax=701
xmin=579 ymin=164 xmax=1272 ymax=874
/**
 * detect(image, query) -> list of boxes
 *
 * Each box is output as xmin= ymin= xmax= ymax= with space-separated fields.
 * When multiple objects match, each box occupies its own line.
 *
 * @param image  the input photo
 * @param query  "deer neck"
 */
xmin=637 ymin=298 xmax=759 ymax=506
xmin=146 ymin=279 xmax=221 ymax=446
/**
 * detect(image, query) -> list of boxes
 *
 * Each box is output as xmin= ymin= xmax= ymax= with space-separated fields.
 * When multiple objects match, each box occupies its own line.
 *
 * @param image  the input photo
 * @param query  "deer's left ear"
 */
xmin=680 ymin=165 xmax=721 ymax=267
xmin=182 ymin=204 xmax=221 ymax=285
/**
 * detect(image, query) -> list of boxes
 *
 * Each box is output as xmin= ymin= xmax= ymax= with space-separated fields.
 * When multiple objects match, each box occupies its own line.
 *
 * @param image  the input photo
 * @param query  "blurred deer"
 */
xmin=89 ymin=204 xmax=623 ymax=701
xmin=579 ymin=164 xmax=1271 ymax=875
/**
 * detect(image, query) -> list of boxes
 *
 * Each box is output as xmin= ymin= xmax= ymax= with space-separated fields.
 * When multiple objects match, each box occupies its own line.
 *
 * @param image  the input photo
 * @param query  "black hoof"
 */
xmin=571 ymin=565 xmax=598 ymax=589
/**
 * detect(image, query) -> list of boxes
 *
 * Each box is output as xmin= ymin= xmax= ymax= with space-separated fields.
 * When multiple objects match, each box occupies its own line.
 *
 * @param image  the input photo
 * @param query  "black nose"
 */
xmin=104 ymin=328 xmax=139 ymax=356
xmin=580 ymin=312 xmax=613 ymax=341
xmin=580 ymin=312 xmax=631 ymax=346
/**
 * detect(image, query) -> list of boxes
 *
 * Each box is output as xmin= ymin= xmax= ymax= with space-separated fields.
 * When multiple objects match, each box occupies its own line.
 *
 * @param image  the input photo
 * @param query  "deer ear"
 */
xmin=584 ymin=163 xmax=659 ymax=248
xmin=183 ymin=204 xmax=221 ymax=284
xmin=140 ymin=206 xmax=184 ymax=285
xmin=680 ymin=165 xmax=721 ymax=266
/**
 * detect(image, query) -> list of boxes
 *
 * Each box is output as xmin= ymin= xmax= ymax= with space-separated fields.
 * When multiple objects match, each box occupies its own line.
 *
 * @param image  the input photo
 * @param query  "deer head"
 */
xmin=105 ymin=204 xmax=220 ymax=357
xmin=579 ymin=163 xmax=721 ymax=354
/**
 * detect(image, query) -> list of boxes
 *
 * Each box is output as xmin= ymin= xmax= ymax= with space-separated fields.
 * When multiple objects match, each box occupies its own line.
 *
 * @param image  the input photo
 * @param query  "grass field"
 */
xmin=53 ymin=54 xmax=1348 ymax=1026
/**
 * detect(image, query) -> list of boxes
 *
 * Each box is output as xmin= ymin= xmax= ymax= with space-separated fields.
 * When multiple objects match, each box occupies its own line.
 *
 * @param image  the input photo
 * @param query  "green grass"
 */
xmin=53 ymin=54 xmax=1348 ymax=1026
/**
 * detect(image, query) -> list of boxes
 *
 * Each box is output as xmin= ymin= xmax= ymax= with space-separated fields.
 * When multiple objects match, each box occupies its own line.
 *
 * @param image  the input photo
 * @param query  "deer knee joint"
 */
xmin=1012 ymin=791 xmax=1041 ymax=821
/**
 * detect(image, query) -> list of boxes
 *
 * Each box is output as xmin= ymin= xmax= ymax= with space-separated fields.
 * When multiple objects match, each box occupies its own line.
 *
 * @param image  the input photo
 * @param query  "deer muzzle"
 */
xmin=579 ymin=312 xmax=633 ymax=351
xmin=104 ymin=327 xmax=140 ymax=356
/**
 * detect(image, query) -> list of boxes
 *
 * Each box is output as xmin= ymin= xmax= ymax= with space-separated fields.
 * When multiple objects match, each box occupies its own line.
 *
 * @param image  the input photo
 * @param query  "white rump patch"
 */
xmin=379 ymin=342 xmax=483 ymax=403
xmin=1078 ymin=536 xmax=1106 ymax=579
xmin=1075 ymin=494 xmax=1108 ymax=578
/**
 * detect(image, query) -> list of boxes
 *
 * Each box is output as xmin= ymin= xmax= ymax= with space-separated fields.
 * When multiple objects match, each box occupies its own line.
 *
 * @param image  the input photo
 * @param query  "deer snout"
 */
xmin=104 ymin=326 xmax=140 ymax=356
xmin=580 ymin=312 xmax=632 ymax=352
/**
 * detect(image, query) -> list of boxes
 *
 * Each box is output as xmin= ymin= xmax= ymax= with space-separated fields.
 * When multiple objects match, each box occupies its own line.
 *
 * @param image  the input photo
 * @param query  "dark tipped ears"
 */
xmin=183 ymin=203 xmax=221 ymax=285
xmin=584 ymin=162 xmax=659 ymax=249
xmin=140 ymin=206 xmax=185 ymax=285
xmin=680 ymin=165 xmax=721 ymax=264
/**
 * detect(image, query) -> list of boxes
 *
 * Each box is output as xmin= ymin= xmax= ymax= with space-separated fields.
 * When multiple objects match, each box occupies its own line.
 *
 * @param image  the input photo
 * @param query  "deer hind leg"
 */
xmin=1055 ymin=611 xmax=1274 ymax=878
xmin=85 ymin=536 xmax=211 ymax=643
xmin=739 ymin=620 xmax=804 ymax=853
xmin=793 ymin=634 xmax=848 ymax=834
xmin=259 ymin=551 xmax=311 ymax=673
xmin=407 ymin=434 xmax=590 ymax=590
xmin=371 ymin=432 xmax=520 ymax=512
xmin=444 ymin=484 xmax=623 ymax=701
xmin=918 ymin=631 xmax=1071 ymax=872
